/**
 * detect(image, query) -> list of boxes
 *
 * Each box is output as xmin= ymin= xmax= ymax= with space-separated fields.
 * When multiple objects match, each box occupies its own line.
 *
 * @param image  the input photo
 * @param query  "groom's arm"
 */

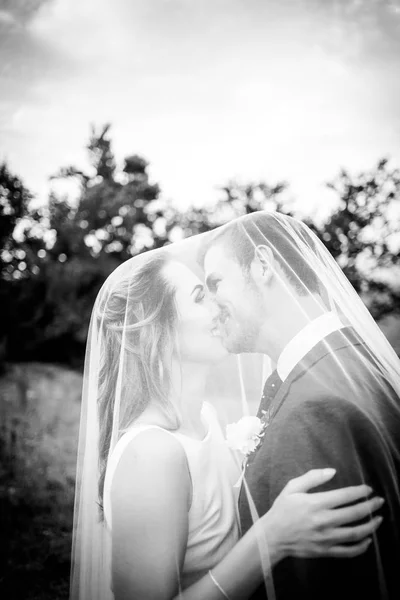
xmin=263 ymin=393 xmax=386 ymax=600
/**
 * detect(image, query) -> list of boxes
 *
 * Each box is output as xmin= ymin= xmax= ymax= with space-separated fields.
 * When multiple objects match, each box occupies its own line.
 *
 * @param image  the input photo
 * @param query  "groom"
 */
xmin=200 ymin=212 xmax=400 ymax=600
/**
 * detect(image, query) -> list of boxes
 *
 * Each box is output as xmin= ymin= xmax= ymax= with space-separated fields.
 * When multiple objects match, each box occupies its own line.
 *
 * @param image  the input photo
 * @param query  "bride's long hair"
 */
xmin=95 ymin=253 xmax=180 ymax=515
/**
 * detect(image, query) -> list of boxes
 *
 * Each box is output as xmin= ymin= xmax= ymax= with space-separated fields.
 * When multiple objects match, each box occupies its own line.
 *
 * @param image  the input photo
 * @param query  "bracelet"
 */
xmin=208 ymin=570 xmax=230 ymax=600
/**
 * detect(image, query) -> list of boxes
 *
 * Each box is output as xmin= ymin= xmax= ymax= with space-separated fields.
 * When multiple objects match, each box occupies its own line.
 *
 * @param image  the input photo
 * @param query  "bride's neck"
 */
xmin=171 ymin=360 xmax=210 ymax=436
xmin=137 ymin=360 xmax=210 ymax=438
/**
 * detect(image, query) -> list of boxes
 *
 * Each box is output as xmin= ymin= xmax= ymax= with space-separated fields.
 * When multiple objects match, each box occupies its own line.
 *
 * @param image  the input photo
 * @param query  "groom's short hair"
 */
xmin=199 ymin=212 xmax=321 ymax=296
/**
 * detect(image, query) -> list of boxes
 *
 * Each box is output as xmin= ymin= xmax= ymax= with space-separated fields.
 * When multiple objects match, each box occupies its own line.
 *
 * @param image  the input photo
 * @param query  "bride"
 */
xmin=70 ymin=241 xmax=383 ymax=600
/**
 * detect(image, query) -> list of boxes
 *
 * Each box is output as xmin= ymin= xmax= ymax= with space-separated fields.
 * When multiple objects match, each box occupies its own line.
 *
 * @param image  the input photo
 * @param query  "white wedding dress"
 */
xmin=103 ymin=402 xmax=240 ymax=593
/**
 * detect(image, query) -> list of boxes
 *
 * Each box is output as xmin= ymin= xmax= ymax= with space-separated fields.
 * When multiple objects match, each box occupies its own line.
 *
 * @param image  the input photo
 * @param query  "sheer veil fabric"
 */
xmin=70 ymin=211 xmax=400 ymax=599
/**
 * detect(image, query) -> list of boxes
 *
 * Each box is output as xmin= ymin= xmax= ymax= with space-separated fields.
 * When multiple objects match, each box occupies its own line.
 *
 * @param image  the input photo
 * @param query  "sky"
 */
xmin=1 ymin=0 xmax=400 ymax=217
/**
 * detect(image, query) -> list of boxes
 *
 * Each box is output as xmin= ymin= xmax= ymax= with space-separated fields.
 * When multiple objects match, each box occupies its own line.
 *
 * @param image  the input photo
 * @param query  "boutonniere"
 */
xmin=225 ymin=411 xmax=270 ymax=457
xmin=226 ymin=412 xmax=270 ymax=488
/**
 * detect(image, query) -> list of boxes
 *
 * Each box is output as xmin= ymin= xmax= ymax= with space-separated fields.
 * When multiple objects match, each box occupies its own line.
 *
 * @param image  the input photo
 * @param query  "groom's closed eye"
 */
xmin=205 ymin=274 xmax=221 ymax=294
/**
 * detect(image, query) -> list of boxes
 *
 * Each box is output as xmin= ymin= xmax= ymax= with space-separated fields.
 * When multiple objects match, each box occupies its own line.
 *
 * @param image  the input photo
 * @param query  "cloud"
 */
xmin=0 ymin=0 xmax=53 ymax=25
xmin=0 ymin=9 xmax=18 ymax=26
xmin=1 ymin=0 xmax=400 ymax=212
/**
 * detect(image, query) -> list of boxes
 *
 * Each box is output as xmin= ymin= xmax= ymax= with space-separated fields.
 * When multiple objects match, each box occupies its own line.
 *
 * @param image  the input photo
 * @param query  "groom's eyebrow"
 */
xmin=205 ymin=273 xmax=220 ymax=290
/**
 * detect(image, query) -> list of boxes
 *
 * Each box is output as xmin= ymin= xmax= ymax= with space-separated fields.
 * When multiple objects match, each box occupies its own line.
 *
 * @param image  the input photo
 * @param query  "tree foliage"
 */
xmin=48 ymin=124 xmax=169 ymax=262
xmin=307 ymin=159 xmax=400 ymax=317
xmin=0 ymin=163 xmax=33 ymax=276
xmin=1 ymin=125 xmax=399 ymax=367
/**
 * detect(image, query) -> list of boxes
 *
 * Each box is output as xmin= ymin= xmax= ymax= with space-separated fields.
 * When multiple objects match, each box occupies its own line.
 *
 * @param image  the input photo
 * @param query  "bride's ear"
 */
xmin=251 ymin=245 xmax=275 ymax=284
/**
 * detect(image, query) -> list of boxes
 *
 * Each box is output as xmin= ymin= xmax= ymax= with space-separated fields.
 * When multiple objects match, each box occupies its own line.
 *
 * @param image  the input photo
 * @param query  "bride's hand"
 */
xmin=259 ymin=468 xmax=384 ymax=560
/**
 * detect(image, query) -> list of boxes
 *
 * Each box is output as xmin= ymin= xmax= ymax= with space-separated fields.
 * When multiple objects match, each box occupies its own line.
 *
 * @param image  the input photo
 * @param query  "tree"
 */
xmin=0 ymin=126 xmax=180 ymax=366
xmin=199 ymin=161 xmax=400 ymax=320
xmin=0 ymin=163 xmax=34 ymax=277
xmin=49 ymin=124 xmax=170 ymax=262
xmin=164 ymin=178 xmax=291 ymax=240
xmin=22 ymin=126 xmax=292 ymax=365
xmin=4 ymin=125 xmax=180 ymax=365
xmin=308 ymin=159 xmax=400 ymax=318
xmin=3 ymin=122 xmax=399 ymax=366
xmin=0 ymin=164 xmax=41 ymax=367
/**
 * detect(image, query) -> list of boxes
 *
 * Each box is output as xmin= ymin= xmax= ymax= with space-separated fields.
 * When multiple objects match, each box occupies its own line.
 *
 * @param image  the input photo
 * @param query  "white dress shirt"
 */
xmin=276 ymin=312 xmax=346 ymax=382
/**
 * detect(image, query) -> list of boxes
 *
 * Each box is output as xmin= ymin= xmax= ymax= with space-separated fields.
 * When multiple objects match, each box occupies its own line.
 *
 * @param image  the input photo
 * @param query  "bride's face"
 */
xmin=163 ymin=261 xmax=229 ymax=363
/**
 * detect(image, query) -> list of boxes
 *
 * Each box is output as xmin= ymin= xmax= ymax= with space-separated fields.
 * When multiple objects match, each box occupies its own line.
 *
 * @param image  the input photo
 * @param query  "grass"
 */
xmin=0 ymin=363 xmax=82 ymax=600
xmin=0 ymin=354 xmax=254 ymax=600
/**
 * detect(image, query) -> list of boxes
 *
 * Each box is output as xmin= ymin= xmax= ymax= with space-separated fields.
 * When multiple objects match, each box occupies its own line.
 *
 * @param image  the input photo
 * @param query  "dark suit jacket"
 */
xmin=239 ymin=327 xmax=400 ymax=600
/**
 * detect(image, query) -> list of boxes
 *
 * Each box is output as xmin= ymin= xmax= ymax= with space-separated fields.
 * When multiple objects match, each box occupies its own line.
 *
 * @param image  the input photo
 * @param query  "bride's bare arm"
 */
xmin=111 ymin=429 xmax=191 ymax=600
xmin=111 ymin=431 xmax=383 ymax=600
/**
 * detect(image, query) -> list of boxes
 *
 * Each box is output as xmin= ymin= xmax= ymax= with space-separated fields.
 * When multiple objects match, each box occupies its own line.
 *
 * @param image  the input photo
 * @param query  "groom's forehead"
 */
xmin=204 ymin=243 xmax=232 ymax=266
xmin=203 ymin=243 xmax=242 ymax=275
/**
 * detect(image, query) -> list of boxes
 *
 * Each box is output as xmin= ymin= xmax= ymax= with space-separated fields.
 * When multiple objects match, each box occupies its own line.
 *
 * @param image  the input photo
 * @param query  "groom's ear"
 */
xmin=250 ymin=245 xmax=275 ymax=284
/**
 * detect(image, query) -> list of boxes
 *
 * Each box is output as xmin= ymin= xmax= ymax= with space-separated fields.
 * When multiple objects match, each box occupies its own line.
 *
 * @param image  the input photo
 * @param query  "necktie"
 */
xmin=243 ymin=369 xmax=283 ymax=471
xmin=257 ymin=369 xmax=282 ymax=419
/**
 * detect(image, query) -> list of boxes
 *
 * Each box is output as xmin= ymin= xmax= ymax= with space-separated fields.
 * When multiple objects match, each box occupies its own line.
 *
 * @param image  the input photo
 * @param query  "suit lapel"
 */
xmin=256 ymin=377 xmax=290 ymax=418
xmin=266 ymin=326 xmax=363 ymax=422
xmin=240 ymin=327 xmax=366 ymax=529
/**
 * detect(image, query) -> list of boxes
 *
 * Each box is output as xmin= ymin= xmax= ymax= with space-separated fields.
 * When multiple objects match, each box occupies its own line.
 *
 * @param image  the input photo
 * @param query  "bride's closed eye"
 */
xmin=190 ymin=283 xmax=206 ymax=303
xmin=194 ymin=287 xmax=206 ymax=303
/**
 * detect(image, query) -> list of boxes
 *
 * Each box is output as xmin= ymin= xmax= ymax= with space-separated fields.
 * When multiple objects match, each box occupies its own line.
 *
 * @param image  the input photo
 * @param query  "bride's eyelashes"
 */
xmin=194 ymin=287 xmax=206 ymax=303
xmin=190 ymin=283 xmax=206 ymax=303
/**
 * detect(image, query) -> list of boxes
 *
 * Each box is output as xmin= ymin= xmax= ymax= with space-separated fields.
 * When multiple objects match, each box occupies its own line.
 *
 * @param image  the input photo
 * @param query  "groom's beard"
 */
xmin=219 ymin=309 xmax=263 ymax=354
xmin=218 ymin=276 xmax=265 ymax=353
xmin=221 ymin=319 xmax=261 ymax=354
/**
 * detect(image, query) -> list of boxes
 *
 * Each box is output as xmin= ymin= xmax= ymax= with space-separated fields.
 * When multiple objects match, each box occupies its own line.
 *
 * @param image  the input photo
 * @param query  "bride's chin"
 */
xmin=196 ymin=340 xmax=229 ymax=363
xmin=210 ymin=342 xmax=230 ymax=361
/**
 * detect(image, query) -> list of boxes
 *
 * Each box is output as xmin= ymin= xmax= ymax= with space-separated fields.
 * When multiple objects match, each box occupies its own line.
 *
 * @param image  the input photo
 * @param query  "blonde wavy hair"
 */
xmin=95 ymin=253 xmax=180 ymax=514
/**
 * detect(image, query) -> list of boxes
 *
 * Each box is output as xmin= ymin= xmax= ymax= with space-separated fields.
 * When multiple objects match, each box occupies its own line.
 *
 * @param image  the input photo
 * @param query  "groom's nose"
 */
xmin=207 ymin=298 xmax=221 ymax=319
xmin=205 ymin=291 xmax=218 ymax=317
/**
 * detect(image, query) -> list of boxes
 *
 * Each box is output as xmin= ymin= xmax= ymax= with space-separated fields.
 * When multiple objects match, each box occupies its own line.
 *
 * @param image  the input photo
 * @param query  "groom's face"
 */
xmin=203 ymin=244 xmax=264 ymax=353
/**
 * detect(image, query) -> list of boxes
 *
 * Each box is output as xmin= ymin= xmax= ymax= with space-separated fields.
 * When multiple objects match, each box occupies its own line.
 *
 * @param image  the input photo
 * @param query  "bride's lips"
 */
xmin=218 ymin=307 xmax=230 ymax=325
xmin=211 ymin=308 xmax=230 ymax=336
xmin=210 ymin=320 xmax=222 ymax=337
xmin=209 ymin=307 xmax=231 ymax=337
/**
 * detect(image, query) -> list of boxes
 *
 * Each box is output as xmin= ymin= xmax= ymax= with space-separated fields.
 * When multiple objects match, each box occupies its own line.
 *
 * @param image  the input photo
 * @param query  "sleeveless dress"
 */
xmin=103 ymin=402 xmax=240 ymax=591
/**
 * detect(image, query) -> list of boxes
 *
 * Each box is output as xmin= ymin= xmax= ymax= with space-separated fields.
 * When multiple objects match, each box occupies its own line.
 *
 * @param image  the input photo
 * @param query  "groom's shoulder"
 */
xmin=286 ymin=337 xmax=386 ymax=402
xmin=280 ymin=386 xmax=359 ymax=423
xmin=277 ymin=371 xmax=367 ymax=429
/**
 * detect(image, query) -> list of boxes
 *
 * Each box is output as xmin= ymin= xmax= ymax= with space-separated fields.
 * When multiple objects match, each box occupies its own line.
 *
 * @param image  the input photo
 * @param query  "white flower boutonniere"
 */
xmin=225 ymin=411 xmax=270 ymax=457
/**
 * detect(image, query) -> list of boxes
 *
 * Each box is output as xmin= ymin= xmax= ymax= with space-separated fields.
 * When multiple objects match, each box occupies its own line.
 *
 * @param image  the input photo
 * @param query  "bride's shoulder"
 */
xmin=116 ymin=427 xmax=187 ymax=474
xmin=201 ymin=401 xmax=223 ymax=432
xmin=202 ymin=401 xmax=219 ymax=420
xmin=110 ymin=428 xmax=191 ymax=526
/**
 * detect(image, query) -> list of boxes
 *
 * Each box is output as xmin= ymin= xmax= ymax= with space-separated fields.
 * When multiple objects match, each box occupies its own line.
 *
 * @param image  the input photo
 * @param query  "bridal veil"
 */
xmin=70 ymin=211 xmax=400 ymax=599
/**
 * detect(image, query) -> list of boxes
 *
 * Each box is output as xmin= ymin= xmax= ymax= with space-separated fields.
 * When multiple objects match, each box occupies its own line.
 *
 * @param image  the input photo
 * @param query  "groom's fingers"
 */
xmin=326 ymin=538 xmax=373 ymax=558
xmin=284 ymin=468 xmax=337 ymax=493
xmin=326 ymin=495 xmax=384 ymax=526
xmin=328 ymin=515 xmax=383 ymax=544
xmin=313 ymin=484 xmax=373 ymax=508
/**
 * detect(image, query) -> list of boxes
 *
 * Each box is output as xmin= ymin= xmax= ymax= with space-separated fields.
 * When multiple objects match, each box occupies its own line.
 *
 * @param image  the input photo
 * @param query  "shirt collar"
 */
xmin=276 ymin=312 xmax=346 ymax=382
